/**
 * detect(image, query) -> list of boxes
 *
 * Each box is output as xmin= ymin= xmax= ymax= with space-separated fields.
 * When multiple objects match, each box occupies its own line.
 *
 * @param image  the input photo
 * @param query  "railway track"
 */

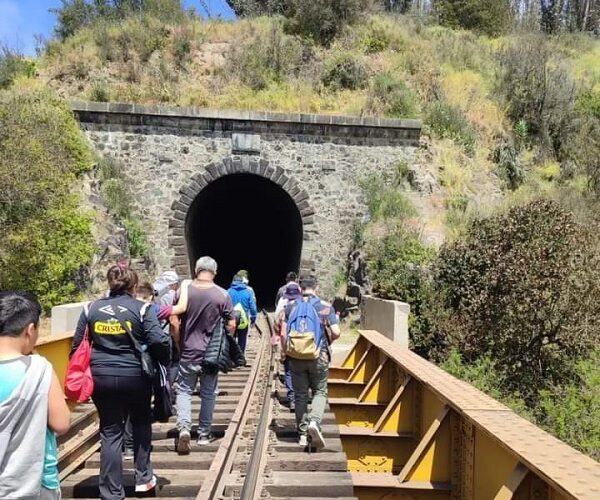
xmin=58 ymin=312 xmax=355 ymax=499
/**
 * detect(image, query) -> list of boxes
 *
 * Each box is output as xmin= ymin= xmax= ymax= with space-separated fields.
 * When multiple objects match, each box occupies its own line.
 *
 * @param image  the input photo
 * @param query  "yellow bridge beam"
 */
xmin=329 ymin=330 xmax=600 ymax=500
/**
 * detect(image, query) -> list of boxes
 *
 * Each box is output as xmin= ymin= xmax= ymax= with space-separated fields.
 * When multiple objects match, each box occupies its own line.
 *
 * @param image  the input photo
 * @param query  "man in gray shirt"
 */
xmin=171 ymin=257 xmax=235 ymax=453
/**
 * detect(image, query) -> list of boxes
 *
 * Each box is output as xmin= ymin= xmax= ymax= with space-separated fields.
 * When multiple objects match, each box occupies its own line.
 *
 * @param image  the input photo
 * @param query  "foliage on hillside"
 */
xmin=0 ymin=87 xmax=95 ymax=310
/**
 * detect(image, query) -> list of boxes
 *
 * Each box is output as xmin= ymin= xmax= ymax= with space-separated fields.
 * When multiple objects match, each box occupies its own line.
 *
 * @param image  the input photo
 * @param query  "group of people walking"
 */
xmin=0 ymin=257 xmax=339 ymax=499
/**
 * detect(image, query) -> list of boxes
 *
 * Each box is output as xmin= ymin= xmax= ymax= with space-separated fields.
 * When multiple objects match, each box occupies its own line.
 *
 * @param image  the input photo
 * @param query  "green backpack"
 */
xmin=233 ymin=303 xmax=249 ymax=330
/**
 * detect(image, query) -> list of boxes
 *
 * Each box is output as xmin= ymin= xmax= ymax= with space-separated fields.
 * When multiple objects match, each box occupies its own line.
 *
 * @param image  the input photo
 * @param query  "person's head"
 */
xmin=195 ymin=256 xmax=218 ymax=280
xmin=283 ymin=282 xmax=302 ymax=301
xmin=0 ymin=291 xmax=42 ymax=354
xmin=237 ymin=269 xmax=249 ymax=281
xmin=285 ymin=271 xmax=298 ymax=283
xmin=232 ymin=274 xmax=243 ymax=283
xmin=136 ymin=281 xmax=155 ymax=303
xmin=107 ymin=265 xmax=139 ymax=295
xmin=299 ymin=275 xmax=318 ymax=294
xmin=153 ymin=271 xmax=179 ymax=295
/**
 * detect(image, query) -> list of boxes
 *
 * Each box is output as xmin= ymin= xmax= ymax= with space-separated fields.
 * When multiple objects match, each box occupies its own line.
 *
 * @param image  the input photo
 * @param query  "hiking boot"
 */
xmin=307 ymin=420 xmax=325 ymax=450
xmin=123 ymin=447 xmax=134 ymax=461
xmin=298 ymin=434 xmax=308 ymax=447
xmin=135 ymin=475 xmax=157 ymax=493
xmin=197 ymin=433 xmax=216 ymax=446
xmin=176 ymin=429 xmax=191 ymax=455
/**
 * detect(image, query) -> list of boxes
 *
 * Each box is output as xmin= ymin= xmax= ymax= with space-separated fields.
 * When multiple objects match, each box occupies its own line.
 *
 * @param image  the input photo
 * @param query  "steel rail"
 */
xmin=239 ymin=310 xmax=276 ymax=500
xmin=195 ymin=314 xmax=270 ymax=499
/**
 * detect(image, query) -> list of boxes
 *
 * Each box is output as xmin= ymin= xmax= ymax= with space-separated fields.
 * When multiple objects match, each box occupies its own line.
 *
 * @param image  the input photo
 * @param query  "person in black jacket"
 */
xmin=71 ymin=266 xmax=170 ymax=500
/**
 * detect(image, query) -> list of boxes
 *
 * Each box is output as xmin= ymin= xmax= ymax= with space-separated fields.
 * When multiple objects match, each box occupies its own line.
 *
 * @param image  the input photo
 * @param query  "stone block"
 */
xmin=174 ymin=255 xmax=189 ymax=267
xmin=171 ymin=200 xmax=189 ymax=212
xmin=263 ymin=166 xmax=275 ymax=179
xmin=241 ymin=156 xmax=251 ymax=172
xmin=51 ymin=302 xmax=87 ymax=336
xmin=169 ymin=236 xmax=185 ymax=248
xmin=180 ymin=183 xmax=200 ymax=200
xmin=302 ymin=215 xmax=315 ymax=225
xmin=361 ymin=296 xmax=410 ymax=347
xmin=272 ymin=167 xmax=285 ymax=184
xmin=232 ymin=156 xmax=242 ymax=173
xmin=172 ymin=210 xmax=186 ymax=221
xmin=168 ymin=217 xmax=184 ymax=229
xmin=300 ymin=207 xmax=315 ymax=217
xmin=296 ymin=199 xmax=310 ymax=211
xmin=295 ymin=190 xmax=309 ymax=203
xmin=205 ymin=163 xmax=218 ymax=180
xmin=170 ymin=227 xmax=185 ymax=237
xmin=232 ymin=133 xmax=261 ymax=154
xmin=249 ymin=159 xmax=260 ymax=175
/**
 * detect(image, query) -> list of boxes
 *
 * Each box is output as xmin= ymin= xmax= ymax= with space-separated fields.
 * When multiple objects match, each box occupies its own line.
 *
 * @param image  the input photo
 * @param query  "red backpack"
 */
xmin=64 ymin=304 xmax=94 ymax=403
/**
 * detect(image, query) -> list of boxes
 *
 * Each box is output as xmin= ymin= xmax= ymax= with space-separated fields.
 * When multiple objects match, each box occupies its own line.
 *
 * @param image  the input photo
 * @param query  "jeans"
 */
xmin=284 ymin=358 xmax=294 ymax=402
xmin=176 ymin=362 xmax=218 ymax=436
xmin=92 ymin=375 xmax=153 ymax=500
xmin=290 ymin=358 xmax=329 ymax=436
xmin=234 ymin=327 xmax=248 ymax=354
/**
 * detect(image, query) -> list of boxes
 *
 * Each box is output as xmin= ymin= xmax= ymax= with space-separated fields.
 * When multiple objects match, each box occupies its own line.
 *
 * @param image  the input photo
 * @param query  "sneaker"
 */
xmin=135 ymin=475 xmax=157 ymax=493
xmin=298 ymin=434 xmax=308 ymax=447
xmin=123 ymin=447 xmax=134 ymax=461
xmin=176 ymin=429 xmax=191 ymax=455
xmin=197 ymin=433 xmax=216 ymax=446
xmin=307 ymin=420 xmax=325 ymax=450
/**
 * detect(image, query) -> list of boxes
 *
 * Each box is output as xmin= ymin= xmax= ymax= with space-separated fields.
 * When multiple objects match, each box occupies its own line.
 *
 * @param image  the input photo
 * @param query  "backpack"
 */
xmin=285 ymin=298 xmax=323 ymax=360
xmin=233 ymin=303 xmax=249 ymax=330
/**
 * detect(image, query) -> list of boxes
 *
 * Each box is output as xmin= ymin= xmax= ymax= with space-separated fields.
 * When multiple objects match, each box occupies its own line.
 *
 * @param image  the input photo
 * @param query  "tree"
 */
xmin=434 ymin=0 xmax=513 ymax=36
xmin=434 ymin=200 xmax=600 ymax=402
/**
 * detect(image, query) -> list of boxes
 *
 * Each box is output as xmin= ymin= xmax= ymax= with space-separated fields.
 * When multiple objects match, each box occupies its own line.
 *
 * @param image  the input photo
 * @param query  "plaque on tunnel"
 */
xmin=232 ymin=133 xmax=261 ymax=154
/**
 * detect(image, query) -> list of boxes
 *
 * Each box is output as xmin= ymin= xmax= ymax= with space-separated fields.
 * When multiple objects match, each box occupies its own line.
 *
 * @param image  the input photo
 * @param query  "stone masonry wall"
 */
xmin=74 ymin=102 xmax=421 ymax=298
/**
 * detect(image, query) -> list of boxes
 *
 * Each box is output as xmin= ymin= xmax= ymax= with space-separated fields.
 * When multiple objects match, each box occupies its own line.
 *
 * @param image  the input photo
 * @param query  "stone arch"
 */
xmin=167 ymin=156 xmax=316 ymax=281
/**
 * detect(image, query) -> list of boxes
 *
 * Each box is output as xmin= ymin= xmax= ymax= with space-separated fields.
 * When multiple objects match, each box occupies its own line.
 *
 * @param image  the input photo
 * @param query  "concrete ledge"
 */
xmin=51 ymin=301 xmax=87 ymax=336
xmin=71 ymin=101 xmax=421 ymax=145
xmin=360 ymin=295 xmax=409 ymax=347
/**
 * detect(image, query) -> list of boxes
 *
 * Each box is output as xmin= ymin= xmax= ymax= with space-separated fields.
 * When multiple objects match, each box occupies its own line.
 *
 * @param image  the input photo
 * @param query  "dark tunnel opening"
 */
xmin=185 ymin=173 xmax=303 ymax=308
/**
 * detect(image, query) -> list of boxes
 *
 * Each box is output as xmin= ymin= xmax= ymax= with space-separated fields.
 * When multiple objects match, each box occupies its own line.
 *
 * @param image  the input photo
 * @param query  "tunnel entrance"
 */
xmin=185 ymin=173 xmax=303 ymax=308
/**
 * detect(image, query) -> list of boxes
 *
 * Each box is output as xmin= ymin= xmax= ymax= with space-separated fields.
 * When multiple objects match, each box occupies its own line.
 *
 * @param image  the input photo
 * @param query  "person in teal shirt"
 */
xmin=0 ymin=291 xmax=71 ymax=499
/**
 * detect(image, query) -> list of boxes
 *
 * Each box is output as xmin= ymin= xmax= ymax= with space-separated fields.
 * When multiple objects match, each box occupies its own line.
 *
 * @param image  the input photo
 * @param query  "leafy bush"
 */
xmin=368 ymin=72 xmax=418 ymax=118
xmin=53 ymin=0 xmax=186 ymax=40
xmin=321 ymin=53 xmax=368 ymax=90
xmin=493 ymin=139 xmax=524 ymax=190
xmin=536 ymin=351 xmax=600 ymax=459
xmin=285 ymin=0 xmax=369 ymax=46
xmin=425 ymin=101 xmax=475 ymax=153
xmin=497 ymin=35 xmax=576 ymax=157
xmin=98 ymin=156 xmax=149 ymax=258
xmin=360 ymin=22 xmax=390 ymax=53
xmin=226 ymin=23 xmax=308 ymax=91
xmin=90 ymin=81 xmax=110 ymax=101
xmin=359 ymin=172 xmax=415 ymax=221
xmin=0 ymin=46 xmax=36 ymax=90
xmin=0 ymin=87 xmax=94 ymax=310
xmin=434 ymin=200 xmax=600 ymax=402
xmin=434 ymin=0 xmax=512 ymax=36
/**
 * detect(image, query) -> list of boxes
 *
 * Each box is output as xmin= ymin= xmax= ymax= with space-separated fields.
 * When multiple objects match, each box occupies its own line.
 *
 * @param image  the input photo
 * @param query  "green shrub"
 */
xmin=493 ymin=139 xmax=524 ymax=190
xmin=360 ymin=23 xmax=390 ymax=53
xmin=434 ymin=200 xmax=600 ymax=402
xmin=497 ymin=35 xmax=576 ymax=157
xmin=90 ymin=81 xmax=110 ymax=101
xmin=0 ymin=87 xmax=94 ymax=310
xmin=226 ymin=23 xmax=307 ymax=91
xmin=285 ymin=0 xmax=369 ymax=46
xmin=98 ymin=156 xmax=150 ymax=258
xmin=434 ymin=0 xmax=512 ymax=36
xmin=369 ymin=72 xmax=418 ymax=118
xmin=576 ymin=89 xmax=600 ymax=120
xmin=536 ymin=351 xmax=600 ymax=459
xmin=321 ymin=53 xmax=368 ymax=90
xmin=0 ymin=46 xmax=36 ymax=89
xmin=425 ymin=101 xmax=475 ymax=153
xmin=123 ymin=217 xmax=150 ymax=258
xmin=359 ymin=172 xmax=415 ymax=221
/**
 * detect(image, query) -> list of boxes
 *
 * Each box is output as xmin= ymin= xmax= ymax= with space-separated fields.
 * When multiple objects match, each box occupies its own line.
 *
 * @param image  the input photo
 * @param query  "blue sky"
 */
xmin=0 ymin=0 xmax=235 ymax=55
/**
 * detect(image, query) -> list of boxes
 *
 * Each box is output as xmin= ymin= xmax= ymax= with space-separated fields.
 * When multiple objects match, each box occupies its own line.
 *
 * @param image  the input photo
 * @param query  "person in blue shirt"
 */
xmin=0 ymin=290 xmax=71 ymax=499
xmin=227 ymin=274 xmax=257 ymax=354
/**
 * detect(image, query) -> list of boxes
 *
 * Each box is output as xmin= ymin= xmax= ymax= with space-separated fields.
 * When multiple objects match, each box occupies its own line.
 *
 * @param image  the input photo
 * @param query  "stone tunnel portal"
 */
xmin=185 ymin=173 xmax=303 ymax=308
